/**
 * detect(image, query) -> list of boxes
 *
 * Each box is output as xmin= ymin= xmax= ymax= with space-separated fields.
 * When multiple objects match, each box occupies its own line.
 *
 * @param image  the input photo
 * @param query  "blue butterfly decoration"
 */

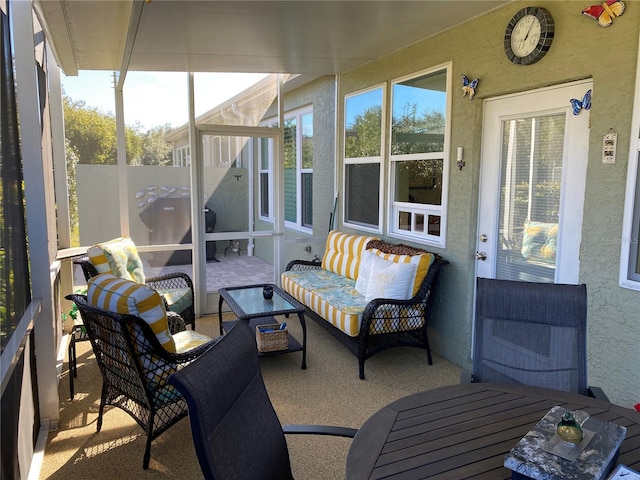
xmin=570 ymin=89 xmax=592 ymax=115
xmin=462 ymin=74 xmax=479 ymax=100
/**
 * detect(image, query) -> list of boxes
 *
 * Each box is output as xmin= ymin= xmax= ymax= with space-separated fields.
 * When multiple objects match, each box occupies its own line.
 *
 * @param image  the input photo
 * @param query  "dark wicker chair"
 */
xmin=168 ymin=321 xmax=358 ymax=480
xmin=65 ymin=294 xmax=219 ymax=469
xmin=463 ymin=278 xmax=607 ymax=400
xmin=285 ymin=254 xmax=448 ymax=379
xmin=74 ymin=256 xmax=196 ymax=330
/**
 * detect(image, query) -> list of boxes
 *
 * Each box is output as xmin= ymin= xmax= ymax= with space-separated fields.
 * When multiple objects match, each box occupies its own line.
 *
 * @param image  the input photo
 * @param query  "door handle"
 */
xmin=475 ymin=251 xmax=487 ymax=261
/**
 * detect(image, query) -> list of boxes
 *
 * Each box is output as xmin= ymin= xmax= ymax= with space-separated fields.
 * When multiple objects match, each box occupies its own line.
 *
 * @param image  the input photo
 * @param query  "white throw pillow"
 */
xmin=355 ymin=250 xmax=377 ymax=296
xmin=365 ymin=254 xmax=418 ymax=302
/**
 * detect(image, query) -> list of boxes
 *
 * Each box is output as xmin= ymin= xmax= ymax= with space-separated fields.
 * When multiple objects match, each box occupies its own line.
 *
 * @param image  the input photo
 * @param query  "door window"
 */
xmin=478 ymin=80 xmax=592 ymax=284
xmin=497 ymin=114 xmax=565 ymax=282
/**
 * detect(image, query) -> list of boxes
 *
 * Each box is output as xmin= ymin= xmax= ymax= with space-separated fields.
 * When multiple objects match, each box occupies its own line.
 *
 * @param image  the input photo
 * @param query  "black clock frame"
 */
xmin=504 ymin=6 xmax=555 ymax=66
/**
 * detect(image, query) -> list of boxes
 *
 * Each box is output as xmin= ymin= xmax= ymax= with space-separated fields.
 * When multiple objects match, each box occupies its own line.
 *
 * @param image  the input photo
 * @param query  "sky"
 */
xmin=61 ymin=71 xmax=268 ymax=131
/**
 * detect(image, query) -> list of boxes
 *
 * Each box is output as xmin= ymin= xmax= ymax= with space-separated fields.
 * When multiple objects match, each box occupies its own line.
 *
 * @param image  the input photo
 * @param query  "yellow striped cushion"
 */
xmin=87 ymin=273 xmax=176 ymax=352
xmin=281 ymin=273 xmax=310 ymax=306
xmin=87 ymin=237 xmax=145 ymax=284
xmin=368 ymin=249 xmax=435 ymax=297
xmin=307 ymin=289 xmax=364 ymax=337
xmin=321 ymin=231 xmax=379 ymax=281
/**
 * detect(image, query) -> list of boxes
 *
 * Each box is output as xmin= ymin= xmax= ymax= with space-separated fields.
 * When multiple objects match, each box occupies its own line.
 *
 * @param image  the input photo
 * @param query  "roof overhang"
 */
xmin=35 ymin=1 xmax=512 ymax=77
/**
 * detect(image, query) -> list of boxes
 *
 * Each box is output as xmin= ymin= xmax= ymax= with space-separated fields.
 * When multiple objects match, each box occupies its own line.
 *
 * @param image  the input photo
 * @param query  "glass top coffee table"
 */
xmin=218 ymin=283 xmax=307 ymax=369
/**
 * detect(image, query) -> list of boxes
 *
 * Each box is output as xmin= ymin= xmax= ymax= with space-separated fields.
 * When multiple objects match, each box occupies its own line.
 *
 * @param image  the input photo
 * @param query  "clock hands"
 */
xmin=523 ymin=18 xmax=535 ymax=41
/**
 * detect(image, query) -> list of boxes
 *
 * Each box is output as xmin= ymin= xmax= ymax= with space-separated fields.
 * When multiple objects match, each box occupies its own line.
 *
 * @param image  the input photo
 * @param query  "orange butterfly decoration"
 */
xmin=582 ymin=0 xmax=625 ymax=27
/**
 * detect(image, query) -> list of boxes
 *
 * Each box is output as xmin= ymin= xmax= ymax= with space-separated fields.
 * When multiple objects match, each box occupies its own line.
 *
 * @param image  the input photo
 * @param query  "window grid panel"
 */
xmin=389 ymin=66 xmax=448 ymax=245
xmin=343 ymin=85 xmax=385 ymax=231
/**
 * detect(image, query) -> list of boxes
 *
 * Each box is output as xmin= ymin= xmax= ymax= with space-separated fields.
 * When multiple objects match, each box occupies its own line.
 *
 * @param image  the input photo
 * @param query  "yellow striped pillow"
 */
xmin=87 ymin=273 xmax=176 ymax=352
xmin=87 ymin=237 xmax=145 ymax=284
xmin=368 ymin=249 xmax=435 ymax=297
xmin=321 ymin=231 xmax=379 ymax=281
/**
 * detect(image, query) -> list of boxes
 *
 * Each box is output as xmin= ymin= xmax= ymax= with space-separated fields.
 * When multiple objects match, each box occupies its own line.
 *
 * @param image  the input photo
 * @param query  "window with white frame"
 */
xmin=175 ymin=145 xmax=190 ymax=166
xmin=262 ymin=107 xmax=313 ymax=229
xmin=259 ymin=136 xmax=272 ymax=220
xmin=343 ymin=86 xmax=384 ymax=231
xmin=389 ymin=67 xmax=449 ymax=246
xmin=620 ymin=35 xmax=640 ymax=290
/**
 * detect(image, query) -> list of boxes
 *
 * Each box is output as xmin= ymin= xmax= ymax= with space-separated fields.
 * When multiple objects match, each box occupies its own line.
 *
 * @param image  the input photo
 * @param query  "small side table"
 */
xmin=68 ymin=323 xmax=90 ymax=400
xmin=218 ymin=284 xmax=307 ymax=369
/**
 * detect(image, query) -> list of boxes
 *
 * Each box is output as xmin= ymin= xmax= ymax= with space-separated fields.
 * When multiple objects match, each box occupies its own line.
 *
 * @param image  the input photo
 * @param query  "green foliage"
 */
xmin=65 ymin=138 xmax=80 ymax=245
xmin=345 ymin=106 xmax=383 ymax=158
xmin=391 ymin=105 xmax=445 ymax=155
xmin=63 ymin=97 xmax=118 ymax=165
xmin=63 ymin=96 xmax=171 ymax=166
xmin=138 ymin=125 xmax=174 ymax=166
xmin=63 ymin=95 xmax=176 ymax=243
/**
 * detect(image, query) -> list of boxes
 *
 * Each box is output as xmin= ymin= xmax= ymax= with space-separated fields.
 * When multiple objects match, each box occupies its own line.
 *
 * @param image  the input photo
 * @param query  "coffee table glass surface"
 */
xmin=218 ymin=283 xmax=307 ymax=369
xmin=220 ymin=284 xmax=303 ymax=318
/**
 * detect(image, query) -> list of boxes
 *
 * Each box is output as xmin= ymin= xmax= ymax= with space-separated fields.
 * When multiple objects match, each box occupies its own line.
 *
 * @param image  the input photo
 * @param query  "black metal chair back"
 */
xmin=169 ymin=322 xmax=357 ymax=480
xmin=473 ymin=278 xmax=589 ymax=395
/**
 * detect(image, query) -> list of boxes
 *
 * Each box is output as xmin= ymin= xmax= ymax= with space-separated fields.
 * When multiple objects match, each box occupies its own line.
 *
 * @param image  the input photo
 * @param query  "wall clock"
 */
xmin=504 ymin=7 xmax=554 ymax=65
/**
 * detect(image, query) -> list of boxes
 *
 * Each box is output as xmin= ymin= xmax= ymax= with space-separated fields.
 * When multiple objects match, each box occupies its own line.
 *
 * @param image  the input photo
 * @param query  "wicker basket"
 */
xmin=256 ymin=324 xmax=288 ymax=352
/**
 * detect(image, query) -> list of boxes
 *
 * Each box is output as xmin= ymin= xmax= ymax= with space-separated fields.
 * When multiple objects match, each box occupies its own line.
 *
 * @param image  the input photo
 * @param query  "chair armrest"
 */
xmin=167 ymin=311 xmax=187 ymax=334
xmin=588 ymin=386 xmax=609 ymax=402
xmin=283 ymin=424 xmax=358 ymax=438
xmin=73 ymin=257 xmax=99 ymax=281
xmin=146 ymin=272 xmax=194 ymax=292
xmin=285 ymin=259 xmax=322 ymax=272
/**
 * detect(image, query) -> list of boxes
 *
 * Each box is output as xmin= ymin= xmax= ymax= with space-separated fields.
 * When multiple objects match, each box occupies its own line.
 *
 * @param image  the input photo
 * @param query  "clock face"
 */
xmin=504 ymin=7 xmax=554 ymax=65
xmin=510 ymin=15 xmax=541 ymax=57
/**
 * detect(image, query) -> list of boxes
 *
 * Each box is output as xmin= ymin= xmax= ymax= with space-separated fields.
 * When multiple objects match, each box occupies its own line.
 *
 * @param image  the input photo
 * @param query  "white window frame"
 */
xmin=387 ymin=63 xmax=451 ymax=248
xmin=175 ymin=145 xmax=190 ymax=166
xmin=619 ymin=34 xmax=640 ymax=291
xmin=258 ymin=136 xmax=273 ymax=221
xmin=343 ymin=84 xmax=386 ymax=235
xmin=263 ymin=105 xmax=313 ymax=232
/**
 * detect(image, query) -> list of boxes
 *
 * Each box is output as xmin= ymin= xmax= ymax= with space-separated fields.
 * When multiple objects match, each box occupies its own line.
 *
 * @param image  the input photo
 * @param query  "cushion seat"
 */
xmin=307 ymin=285 xmax=369 ymax=336
xmin=158 ymin=287 xmax=192 ymax=317
xmin=282 ymin=269 xmax=368 ymax=337
xmin=173 ymin=330 xmax=214 ymax=353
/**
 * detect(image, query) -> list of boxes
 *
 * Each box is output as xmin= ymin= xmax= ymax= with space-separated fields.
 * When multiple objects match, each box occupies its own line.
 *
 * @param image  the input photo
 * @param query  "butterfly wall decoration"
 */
xmin=462 ymin=75 xmax=479 ymax=100
xmin=582 ymin=0 xmax=625 ymax=27
xmin=570 ymin=89 xmax=592 ymax=116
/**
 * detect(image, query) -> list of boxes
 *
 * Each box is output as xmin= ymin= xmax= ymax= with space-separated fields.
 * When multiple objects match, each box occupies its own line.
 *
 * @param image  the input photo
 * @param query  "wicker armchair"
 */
xmin=65 ymin=294 xmax=218 ymax=469
xmin=74 ymin=256 xmax=196 ymax=330
xmin=285 ymin=253 xmax=448 ymax=379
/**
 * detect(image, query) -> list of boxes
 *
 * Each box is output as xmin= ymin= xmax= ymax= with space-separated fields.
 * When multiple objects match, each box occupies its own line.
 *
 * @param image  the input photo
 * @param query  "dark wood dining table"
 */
xmin=346 ymin=383 xmax=640 ymax=480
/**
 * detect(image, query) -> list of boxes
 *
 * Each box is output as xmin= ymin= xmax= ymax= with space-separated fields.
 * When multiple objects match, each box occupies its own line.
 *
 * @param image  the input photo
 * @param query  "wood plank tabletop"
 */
xmin=346 ymin=383 xmax=640 ymax=480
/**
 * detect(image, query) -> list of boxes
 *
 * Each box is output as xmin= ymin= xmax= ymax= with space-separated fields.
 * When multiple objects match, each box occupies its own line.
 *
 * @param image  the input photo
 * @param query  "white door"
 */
xmin=197 ymin=127 xmax=283 ymax=313
xmin=477 ymin=80 xmax=592 ymax=284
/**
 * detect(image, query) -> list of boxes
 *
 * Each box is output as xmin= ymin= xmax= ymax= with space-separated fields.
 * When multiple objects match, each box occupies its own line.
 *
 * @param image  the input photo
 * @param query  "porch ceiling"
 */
xmin=35 ymin=0 xmax=512 ymax=77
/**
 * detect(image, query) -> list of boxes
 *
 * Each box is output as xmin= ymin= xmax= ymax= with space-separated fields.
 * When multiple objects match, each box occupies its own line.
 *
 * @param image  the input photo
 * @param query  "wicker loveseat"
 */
xmin=282 ymin=231 xmax=448 ymax=379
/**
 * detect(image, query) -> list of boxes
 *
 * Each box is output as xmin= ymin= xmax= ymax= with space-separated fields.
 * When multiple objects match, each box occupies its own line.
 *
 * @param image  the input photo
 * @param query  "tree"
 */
xmin=139 ymin=125 xmax=174 ymax=166
xmin=345 ymin=106 xmax=382 ymax=158
xmin=63 ymin=96 xmax=146 ymax=165
xmin=65 ymin=138 xmax=80 ymax=245
xmin=63 ymin=95 xmax=177 ymax=245
xmin=63 ymin=96 xmax=117 ymax=165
